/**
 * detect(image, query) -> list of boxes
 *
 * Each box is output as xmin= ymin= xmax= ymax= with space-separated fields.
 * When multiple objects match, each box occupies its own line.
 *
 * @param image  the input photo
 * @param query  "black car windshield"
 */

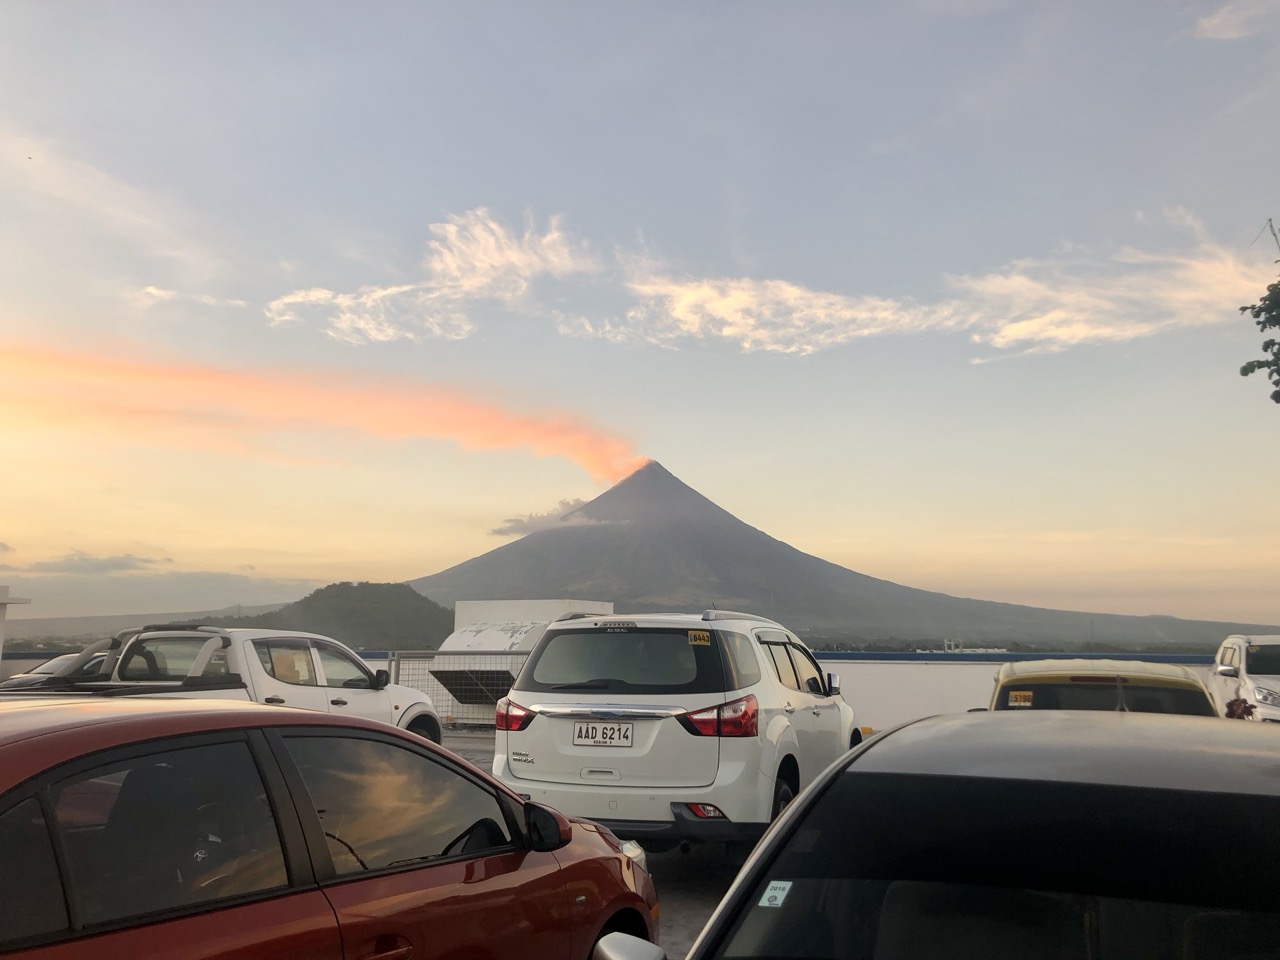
xmin=993 ymin=681 xmax=1215 ymax=716
xmin=709 ymin=771 xmax=1280 ymax=960
xmin=515 ymin=627 xmax=726 ymax=695
xmin=1245 ymin=644 xmax=1280 ymax=677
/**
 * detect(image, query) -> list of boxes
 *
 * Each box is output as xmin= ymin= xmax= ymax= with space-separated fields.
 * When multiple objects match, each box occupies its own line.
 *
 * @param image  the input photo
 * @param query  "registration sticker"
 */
xmin=688 ymin=630 xmax=711 ymax=646
xmin=1007 ymin=690 xmax=1033 ymax=708
xmin=758 ymin=880 xmax=792 ymax=908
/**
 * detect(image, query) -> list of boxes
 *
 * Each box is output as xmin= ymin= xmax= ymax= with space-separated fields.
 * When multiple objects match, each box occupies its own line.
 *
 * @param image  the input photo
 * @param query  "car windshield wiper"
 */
xmin=550 ymin=682 xmax=609 ymax=691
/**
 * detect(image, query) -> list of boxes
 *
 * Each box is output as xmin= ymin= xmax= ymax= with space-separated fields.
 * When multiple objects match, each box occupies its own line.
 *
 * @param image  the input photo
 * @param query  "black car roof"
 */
xmin=852 ymin=711 xmax=1280 ymax=796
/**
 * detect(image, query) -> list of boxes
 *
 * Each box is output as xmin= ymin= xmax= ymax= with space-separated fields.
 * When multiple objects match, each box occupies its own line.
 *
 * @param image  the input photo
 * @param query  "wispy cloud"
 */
xmin=563 ymin=209 xmax=1274 ymax=357
xmin=0 ymin=341 xmax=647 ymax=482
xmin=489 ymin=498 xmax=589 ymax=536
xmin=267 ymin=208 xmax=600 ymax=344
xmin=1194 ymin=0 xmax=1274 ymax=39
xmin=0 ymin=543 xmax=12 ymax=554
xmin=130 ymin=286 xmax=247 ymax=309
xmin=0 ymin=125 xmax=217 ymax=272
xmin=23 ymin=552 xmax=168 ymax=574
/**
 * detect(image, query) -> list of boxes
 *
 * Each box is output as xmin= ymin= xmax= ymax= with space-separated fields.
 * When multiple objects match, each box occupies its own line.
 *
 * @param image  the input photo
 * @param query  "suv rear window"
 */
xmin=515 ymin=627 xmax=727 ymax=694
xmin=994 ymin=681 xmax=1215 ymax=716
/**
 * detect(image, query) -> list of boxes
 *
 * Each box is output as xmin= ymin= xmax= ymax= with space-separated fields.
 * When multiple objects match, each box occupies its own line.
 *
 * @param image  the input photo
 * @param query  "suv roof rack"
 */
xmin=139 ymin=623 xmax=220 ymax=632
xmin=701 ymin=609 xmax=781 ymax=625
xmin=552 ymin=612 xmax=596 ymax=622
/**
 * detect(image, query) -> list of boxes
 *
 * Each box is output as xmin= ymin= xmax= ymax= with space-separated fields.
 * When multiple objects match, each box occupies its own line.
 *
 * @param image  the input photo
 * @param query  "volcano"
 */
xmin=407 ymin=461 xmax=1277 ymax=645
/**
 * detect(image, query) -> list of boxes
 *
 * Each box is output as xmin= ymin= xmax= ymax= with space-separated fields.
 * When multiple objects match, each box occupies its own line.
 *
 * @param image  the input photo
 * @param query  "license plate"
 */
xmin=573 ymin=721 xmax=633 ymax=747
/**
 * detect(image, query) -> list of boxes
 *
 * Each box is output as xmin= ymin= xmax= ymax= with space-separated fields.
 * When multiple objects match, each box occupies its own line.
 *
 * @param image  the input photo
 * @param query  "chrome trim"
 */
xmin=529 ymin=704 xmax=685 ymax=719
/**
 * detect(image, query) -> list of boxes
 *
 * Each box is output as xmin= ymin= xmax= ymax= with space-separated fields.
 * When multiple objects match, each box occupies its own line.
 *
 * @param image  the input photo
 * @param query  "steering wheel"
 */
xmin=185 ymin=802 xmax=248 ymax=899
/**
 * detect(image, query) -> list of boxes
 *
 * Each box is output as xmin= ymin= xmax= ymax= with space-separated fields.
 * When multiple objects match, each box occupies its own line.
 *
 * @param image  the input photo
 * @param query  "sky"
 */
xmin=2 ymin=0 xmax=1279 ymax=625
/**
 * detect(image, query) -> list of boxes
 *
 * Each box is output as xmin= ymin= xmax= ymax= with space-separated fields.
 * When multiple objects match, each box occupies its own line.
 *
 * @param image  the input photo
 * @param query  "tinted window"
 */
xmin=0 ymin=798 xmax=68 ymax=945
xmin=316 ymin=644 xmax=372 ymax=688
xmin=1245 ymin=644 xmax=1280 ymax=676
xmin=993 ymin=682 xmax=1215 ymax=716
xmin=765 ymin=644 xmax=800 ymax=691
xmin=51 ymin=742 xmax=289 ymax=925
xmin=255 ymin=639 xmax=318 ymax=685
xmin=284 ymin=736 xmax=513 ymax=876
xmin=790 ymin=644 xmax=824 ymax=694
xmin=710 ymin=771 xmax=1280 ymax=960
xmin=516 ymin=627 xmax=727 ymax=695
xmin=721 ymin=631 xmax=763 ymax=689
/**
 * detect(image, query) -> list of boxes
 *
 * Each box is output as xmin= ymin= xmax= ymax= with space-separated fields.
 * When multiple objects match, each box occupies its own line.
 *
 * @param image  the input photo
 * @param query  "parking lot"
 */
xmin=444 ymin=730 xmax=740 ymax=960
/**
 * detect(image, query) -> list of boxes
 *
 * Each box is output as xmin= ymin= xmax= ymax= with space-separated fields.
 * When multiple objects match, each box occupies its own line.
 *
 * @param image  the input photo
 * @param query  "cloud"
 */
xmin=267 ymin=208 xmax=599 ymax=344
xmin=1194 ymin=0 xmax=1274 ymax=39
xmin=489 ymin=499 xmax=589 ymax=536
xmin=22 ymin=552 xmax=166 ymax=574
xmin=0 ymin=543 xmax=11 ymax=553
xmin=0 ymin=125 xmax=217 ymax=272
xmin=130 ymin=286 xmax=247 ymax=309
xmin=0 ymin=340 xmax=647 ymax=483
xmin=558 ymin=209 xmax=1274 ymax=357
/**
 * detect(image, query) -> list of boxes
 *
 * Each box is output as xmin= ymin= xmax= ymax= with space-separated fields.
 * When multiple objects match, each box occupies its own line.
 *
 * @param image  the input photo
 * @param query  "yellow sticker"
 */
xmin=688 ymin=630 xmax=711 ymax=646
xmin=1008 ymin=690 xmax=1033 ymax=707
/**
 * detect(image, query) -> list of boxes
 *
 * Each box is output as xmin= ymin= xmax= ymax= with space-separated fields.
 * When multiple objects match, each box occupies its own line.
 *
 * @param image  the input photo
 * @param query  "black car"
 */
xmin=0 ymin=650 xmax=108 ymax=689
xmin=599 ymin=710 xmax=1280 ymax=960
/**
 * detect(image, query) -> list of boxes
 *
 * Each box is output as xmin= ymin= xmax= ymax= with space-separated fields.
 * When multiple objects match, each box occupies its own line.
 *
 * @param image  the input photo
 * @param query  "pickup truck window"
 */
xmin=284 ymin=735 xmax=512 ymax=876
xmin=255 ymin=640 xmax=318 ymax=686
xmin=316 ymin=644 xmax=373 ymax=689
xmin=117 ymin=637 xmax=208 ymax=680
xmin=0 ymin=797 xmax=68 ymax=946
xmin=51 ymin=741 xmax=289 ymax=926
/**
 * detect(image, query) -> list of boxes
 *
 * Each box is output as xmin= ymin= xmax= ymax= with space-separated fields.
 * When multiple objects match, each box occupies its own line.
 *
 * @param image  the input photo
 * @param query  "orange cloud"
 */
xmin=0 ymin=341 xmax=647 ymax=482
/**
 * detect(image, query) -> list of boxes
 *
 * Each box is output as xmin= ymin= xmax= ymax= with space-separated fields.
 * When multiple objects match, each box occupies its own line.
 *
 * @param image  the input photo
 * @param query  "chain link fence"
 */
xmin=391 ymin=651 xmax=529 ymax=727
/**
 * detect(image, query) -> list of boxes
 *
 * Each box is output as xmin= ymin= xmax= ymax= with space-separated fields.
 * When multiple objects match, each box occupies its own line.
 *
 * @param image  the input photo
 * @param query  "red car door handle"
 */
xmin=358 ymin=938 xmax=413 ymax=960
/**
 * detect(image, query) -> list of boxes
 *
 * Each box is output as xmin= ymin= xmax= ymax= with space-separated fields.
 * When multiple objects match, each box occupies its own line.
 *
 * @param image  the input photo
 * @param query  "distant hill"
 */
xmin=5 ymin=583 xmax=454 ymax=651
xmin=207 ymin=581 xmax=453 ymax=650
xmin=408 ymin=461 xmax=1280 ymax=649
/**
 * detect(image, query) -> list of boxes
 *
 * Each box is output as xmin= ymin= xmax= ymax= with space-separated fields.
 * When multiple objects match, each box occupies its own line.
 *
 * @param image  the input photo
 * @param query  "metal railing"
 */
xmin=391 ymin=650 xmax=529 ymax=726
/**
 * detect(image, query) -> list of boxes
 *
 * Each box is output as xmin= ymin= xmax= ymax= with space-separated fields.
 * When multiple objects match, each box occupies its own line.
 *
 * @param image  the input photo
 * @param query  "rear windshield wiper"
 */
xmin=550 ymin=682 xmax=609 ymax=691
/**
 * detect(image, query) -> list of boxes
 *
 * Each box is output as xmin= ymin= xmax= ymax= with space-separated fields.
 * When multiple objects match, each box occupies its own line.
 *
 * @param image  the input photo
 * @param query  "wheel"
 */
xmin=409 ymin=716 xmax=441 ymax=744
xmin=771 ymin=778 xmax=795 ymax=821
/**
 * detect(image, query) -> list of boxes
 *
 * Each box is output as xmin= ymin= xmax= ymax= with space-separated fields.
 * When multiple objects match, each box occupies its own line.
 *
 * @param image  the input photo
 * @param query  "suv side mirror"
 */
xmin=1216 ymin=664 xmax=1239 ymax=678
xmin=372 ymin=668 xmax=391 ymax=690
xmin=826 ymin=672 xmax=841 ymax=696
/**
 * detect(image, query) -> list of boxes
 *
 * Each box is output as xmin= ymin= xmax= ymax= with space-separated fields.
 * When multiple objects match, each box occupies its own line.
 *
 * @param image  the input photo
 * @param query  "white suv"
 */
xmin=492 ymin=610 xmax=859 ymax=851
xmin=1211 ymin=634 xmax=1280 ymax=721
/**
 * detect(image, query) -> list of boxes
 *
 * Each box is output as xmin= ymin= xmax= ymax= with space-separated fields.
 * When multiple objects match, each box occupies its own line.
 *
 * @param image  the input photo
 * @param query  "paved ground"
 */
xmin=443 ymin=729 xmax=741 ymax=960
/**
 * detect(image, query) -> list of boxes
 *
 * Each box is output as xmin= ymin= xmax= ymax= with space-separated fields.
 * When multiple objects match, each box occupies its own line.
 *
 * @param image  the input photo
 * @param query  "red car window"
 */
xmin=0 ymin=798 xmax=68 ymax=947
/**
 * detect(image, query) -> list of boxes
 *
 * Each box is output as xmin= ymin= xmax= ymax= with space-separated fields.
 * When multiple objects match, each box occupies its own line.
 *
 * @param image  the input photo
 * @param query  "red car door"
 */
xmin=276 ymin=731 xmax=573 ymax=960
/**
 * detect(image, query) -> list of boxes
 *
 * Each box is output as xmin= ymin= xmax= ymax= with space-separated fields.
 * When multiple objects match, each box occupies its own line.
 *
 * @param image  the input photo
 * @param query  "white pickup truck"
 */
xmin=32 ymin=624 xmax=442 ymax=742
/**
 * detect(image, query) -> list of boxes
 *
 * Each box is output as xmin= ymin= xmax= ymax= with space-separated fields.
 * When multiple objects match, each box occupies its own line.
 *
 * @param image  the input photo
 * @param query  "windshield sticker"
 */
xmin=1249 ymin=645 xmax=1261 ymax=653
xmin=1008 ymin=690 xmax=1033 ymax=708
xmin=759 ymin=880 xmax=793 ymax=908
xmin=688 ymin=630 xmax=711 ymax=646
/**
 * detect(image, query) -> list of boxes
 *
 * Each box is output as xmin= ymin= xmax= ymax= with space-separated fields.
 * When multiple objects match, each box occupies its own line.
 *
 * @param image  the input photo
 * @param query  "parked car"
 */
xmin=13 ymin=624 xmax=442 ymax=742
xmin=0 ymin=696 xmax=658 ymax=959
xmin=492 ymin=609 xmax=859 ymax=852
xmin=1209 ymin=634 xmax=1280 ymax=722
xmin=987 ymin=658 xmax=1217 ymax=716
xmin=0 ymin=651 xmax=107 ymax=689
xmin=597 ymin=710 xmax=1280 ymax=960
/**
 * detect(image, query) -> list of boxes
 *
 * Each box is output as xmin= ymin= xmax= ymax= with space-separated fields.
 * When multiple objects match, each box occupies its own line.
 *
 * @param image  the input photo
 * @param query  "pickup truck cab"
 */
xmin=41 ymin=625 xmax=442 ymax=742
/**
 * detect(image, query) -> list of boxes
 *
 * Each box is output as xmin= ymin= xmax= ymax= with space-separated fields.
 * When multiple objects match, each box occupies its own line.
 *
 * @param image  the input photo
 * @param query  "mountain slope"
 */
xmin=407 ymin=462 xmax=1278 ymax=646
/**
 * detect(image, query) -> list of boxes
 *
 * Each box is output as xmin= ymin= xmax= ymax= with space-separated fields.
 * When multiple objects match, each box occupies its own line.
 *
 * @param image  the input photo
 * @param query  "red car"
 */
xmin=0 ymin=696 xmax=658 ymax=959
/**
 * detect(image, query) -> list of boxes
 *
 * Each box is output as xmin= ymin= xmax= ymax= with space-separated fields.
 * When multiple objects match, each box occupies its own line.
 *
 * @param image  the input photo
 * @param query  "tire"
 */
xmin=408 ymin=716 xmax=441 ymax=744
xmin=771 ymin=778 xmax=795 ymax=821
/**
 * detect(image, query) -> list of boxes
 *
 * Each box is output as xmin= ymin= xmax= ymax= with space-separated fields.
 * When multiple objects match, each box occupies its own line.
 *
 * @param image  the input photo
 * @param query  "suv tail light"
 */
xmin=677 ymin=694 xmax=758 ymax=737
xmin=495 ymin=697 xmax=534 ymax=732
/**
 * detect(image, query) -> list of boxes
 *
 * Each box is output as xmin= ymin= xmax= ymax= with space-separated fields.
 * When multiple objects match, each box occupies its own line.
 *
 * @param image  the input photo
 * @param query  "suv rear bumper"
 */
xmin=594 ymin=805 xmax=769 ymax=844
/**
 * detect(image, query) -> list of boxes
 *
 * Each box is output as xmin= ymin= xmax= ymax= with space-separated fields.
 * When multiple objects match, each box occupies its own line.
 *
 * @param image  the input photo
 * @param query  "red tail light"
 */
xmin=678 ymin=694 xmax=758 ymax=737
xmin=495 ymin=697 xmax=534 ymax=731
